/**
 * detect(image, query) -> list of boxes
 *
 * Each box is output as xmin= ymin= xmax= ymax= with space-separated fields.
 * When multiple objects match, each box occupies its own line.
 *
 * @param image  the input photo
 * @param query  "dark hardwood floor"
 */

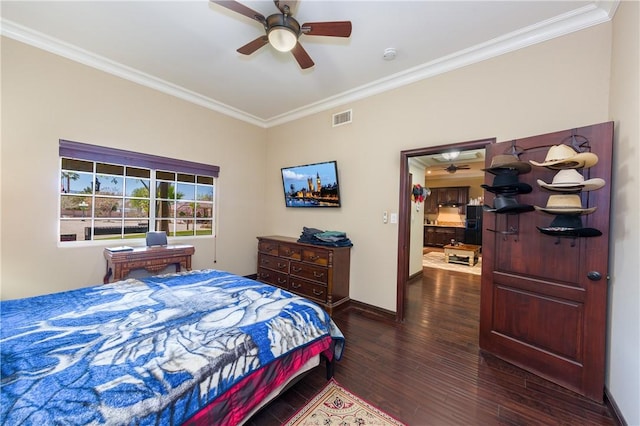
xmin=248 ymin=261 xmax=616 ymax=425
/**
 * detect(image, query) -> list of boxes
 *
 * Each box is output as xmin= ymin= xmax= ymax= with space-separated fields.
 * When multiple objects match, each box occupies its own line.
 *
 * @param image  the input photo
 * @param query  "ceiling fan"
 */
xmin=444 ymin=164 xmax=471 ymax=174
xmin=210 ymin=0 xmax=352 ymax=69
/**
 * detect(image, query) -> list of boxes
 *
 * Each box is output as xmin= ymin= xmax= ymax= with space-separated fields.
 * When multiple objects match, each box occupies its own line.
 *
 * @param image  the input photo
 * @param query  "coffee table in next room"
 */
xmin=443 ymin=243 xmax=481 ymax=267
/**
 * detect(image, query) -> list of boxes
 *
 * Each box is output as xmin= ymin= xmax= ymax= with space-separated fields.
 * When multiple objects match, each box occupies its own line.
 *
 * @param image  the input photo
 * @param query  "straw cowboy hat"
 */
xmin=530 ymin=144 xmax=598 ymax=169
xmin=483 ymin=195 xmax=534 ymax=213
xmin=537 ymin=214 xmax=602 ymax=237
xmin=482 ymin=154 xmax=531 ymax=175
xmin=537 ymin=169 xmax=605 ymax=192
xmin=534 ymin=194 xmax=597 ymax=215
xmin=481 ymin=171 xmax=532 ymax=195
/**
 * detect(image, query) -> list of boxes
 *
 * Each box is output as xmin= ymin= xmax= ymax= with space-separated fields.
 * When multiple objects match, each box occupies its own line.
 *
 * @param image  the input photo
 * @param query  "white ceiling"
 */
xmin=1 ymin=1 xmax=617 ymax=128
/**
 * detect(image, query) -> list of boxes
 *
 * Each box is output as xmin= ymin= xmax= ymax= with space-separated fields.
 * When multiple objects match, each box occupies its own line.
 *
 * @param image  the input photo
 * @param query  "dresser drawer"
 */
xmin=258 ymin=240 xmax=279 ymax=256
xmin=289 ymin=261 xmax=328 ymax=285
xmin=279 ymin=243 xmax=302 ymax=260
xmin=289 ymin=277 xmax=327 ymax=303
xmin=301 ymin=248 xmax=330 ymax=266
xmin=257 ymin=267 xmax=289 ymax=289
xmin=258 ymin=253 xmax=289 ymax=273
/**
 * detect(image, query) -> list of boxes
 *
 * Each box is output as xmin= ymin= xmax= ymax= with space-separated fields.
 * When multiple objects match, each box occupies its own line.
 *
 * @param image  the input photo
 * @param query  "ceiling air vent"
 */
xmin=332 ymin=109 xmax=352 ymax=127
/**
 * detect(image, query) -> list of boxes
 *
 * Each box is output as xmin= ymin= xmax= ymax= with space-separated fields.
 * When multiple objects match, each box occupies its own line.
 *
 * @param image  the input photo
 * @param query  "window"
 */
xmin=59 ymin=140 xmax=219 ymax=243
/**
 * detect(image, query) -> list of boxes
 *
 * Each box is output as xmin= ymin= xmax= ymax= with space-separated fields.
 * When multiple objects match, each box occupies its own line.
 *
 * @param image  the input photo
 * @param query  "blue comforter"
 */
xmin=0 ymin=269 xmax=343 ymax=425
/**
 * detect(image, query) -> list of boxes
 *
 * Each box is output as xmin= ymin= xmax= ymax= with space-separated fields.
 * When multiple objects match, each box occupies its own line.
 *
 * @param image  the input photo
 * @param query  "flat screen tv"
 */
xmin=281 ymin=161 xmax=341 ymax=207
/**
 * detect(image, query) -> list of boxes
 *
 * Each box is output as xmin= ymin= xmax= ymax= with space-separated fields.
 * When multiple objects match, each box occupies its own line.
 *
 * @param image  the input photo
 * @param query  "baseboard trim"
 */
xmin=408 ymin=270 xmax=423 ymax=282
xmin=604 ymin=386 xmax=627 ymax=426
xmin=345 ymin=299 xmax=397 ymax=322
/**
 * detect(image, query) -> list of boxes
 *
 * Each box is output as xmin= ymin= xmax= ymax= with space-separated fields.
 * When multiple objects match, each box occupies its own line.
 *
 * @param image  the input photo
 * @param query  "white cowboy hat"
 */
xmin=537 ymin=169 xmax=605 ymax=192
xmin=534 ymin=194 xmax=596 ymax=215
xmin=530 ymin=144 xmax=598 ymax=169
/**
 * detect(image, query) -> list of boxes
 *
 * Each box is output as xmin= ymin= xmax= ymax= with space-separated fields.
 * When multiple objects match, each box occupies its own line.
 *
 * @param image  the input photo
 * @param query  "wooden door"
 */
xmin=479 ymin=122 xmax=613 ymax=402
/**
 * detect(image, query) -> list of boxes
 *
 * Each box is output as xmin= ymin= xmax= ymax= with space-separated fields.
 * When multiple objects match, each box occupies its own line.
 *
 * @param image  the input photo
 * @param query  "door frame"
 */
xmin=396 ymin=137 xmax=495 ymax=321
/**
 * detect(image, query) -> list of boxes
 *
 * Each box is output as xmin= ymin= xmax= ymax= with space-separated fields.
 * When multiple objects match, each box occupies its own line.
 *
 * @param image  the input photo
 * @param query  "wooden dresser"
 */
xmin=256 ymin=236 xmax=351 ymax=315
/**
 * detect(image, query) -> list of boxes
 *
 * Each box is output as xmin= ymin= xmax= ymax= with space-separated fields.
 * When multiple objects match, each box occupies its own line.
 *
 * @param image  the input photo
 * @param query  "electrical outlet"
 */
xmin=383 ymin=211 xmax=388 ymax=224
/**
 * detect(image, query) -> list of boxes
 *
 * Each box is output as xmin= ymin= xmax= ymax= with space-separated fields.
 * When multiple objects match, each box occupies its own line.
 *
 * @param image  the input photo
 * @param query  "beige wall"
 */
xmin=607 ymin=1 xmax=640 ymax=424
xmin=266 ymin=23 xmax=611 ymax=311
xmin=1 ymin=9 xmax=637 ymax=424
xmin=0 ymin=37 xmax=267 ymax=299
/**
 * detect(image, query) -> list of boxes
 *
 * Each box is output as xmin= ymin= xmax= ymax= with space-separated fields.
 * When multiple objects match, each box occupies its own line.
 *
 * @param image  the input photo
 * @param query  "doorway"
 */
xmin=396 ymin=137 xmax=495 ymax=321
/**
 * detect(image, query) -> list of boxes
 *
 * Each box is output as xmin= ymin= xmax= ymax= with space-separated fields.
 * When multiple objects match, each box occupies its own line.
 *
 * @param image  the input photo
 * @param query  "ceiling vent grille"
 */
xmin=332 ymin=109 xmax=352 ymax=127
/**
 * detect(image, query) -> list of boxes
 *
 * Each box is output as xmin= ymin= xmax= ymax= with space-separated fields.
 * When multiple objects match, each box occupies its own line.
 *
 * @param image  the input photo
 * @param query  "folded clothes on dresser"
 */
xmin=298 ymin=226 xmax=353 ymax=247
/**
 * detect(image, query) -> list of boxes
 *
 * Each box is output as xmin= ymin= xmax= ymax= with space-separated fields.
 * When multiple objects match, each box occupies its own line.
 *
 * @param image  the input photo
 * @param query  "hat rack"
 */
xmin=483 ymin=132 xmax=603 ymax=245
xmin=563 ymin=129 xmax=591 ymax=153
xmin=527 ymin=130 xmax=603 ymax=241
xmin=486 ymin=222 xmax=519 ymax=242
xmin=482 ymin=148 xmax=532 ymax=238
xmin=553 ymin=235 xmax=577 ymax=247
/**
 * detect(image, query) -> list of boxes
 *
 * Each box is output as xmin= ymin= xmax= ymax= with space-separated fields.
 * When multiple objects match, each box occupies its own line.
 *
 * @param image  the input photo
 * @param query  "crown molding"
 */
xmin=2 ymin=1 xmax=618 ymax=129
xmin=264 ymin=2 xmax=618 ymax=127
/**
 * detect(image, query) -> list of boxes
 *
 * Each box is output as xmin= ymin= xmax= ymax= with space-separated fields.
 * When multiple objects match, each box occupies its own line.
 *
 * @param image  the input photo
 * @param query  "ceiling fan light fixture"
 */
xmin=442 ymin=150 xmax=460 ymax=161
xmin=268 ymin=26 xmax=298 ymax=52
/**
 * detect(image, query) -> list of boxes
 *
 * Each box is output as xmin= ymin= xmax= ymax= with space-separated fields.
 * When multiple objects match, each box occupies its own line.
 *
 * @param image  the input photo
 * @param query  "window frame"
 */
xmin=58 ymin=140 xmax=219 ymax=245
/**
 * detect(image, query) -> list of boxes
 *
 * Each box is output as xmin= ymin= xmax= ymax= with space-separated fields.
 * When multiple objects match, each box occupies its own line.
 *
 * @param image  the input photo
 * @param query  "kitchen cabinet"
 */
xmin=425 ymin=186 xmax=470 ymax=214
xmin=424 ymin=226 xmax=465 ymax=247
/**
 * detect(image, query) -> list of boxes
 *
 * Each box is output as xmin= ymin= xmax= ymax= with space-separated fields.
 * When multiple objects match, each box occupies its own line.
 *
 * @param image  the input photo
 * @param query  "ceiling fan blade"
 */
xmin=273 ymin=0 xmax=298 ymax=15
xmin=301 ymin=21 xmax=352 ymax=37
xmin=237 ymin=36 xmax=269 ymax=55
xmin=210 ymin=0 xmax=266 ymax=24
xmin=291 ymin=42 xmax=314 ymax=69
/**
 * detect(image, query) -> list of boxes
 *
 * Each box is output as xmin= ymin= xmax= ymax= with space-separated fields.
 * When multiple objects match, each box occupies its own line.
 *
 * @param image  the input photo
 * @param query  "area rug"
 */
xmin=284 ymin=379 xmax=406 ymax=426
xmin=422 ymin=252 xmax=482 ymax=276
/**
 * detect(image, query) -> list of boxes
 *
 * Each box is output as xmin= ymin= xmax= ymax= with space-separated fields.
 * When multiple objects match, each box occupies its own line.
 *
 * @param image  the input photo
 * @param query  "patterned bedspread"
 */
xmin=0 ymin=269 xmax=343 ymax=425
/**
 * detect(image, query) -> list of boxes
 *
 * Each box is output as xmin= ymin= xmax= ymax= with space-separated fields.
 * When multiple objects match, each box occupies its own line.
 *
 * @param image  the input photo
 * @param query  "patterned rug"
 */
xmin=422 ymin=252 xmax=482 ymax=276
xmin=284 ymin=379 xmax=406 ymax=426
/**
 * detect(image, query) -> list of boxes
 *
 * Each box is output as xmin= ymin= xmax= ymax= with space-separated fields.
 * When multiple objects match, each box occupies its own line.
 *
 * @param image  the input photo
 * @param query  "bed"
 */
xmin=0 ymin=269 xmax=344 ymax=425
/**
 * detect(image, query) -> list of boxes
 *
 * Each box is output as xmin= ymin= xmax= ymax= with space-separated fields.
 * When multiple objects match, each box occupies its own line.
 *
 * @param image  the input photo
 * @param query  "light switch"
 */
xmin=383 ymin=211 xmax=388 ymax=224
xmin=390 ymin=213 xmax=398 ymax=224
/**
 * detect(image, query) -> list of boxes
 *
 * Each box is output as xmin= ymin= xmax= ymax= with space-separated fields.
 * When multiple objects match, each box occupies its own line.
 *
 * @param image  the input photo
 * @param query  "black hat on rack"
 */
xmin=536 ymin=214 xmax=602 ymax=237
xmin=481 ymin=171 xmax=532 ymax=195
xmin=483 ymin=195 xmax=534 ymax=213
xmin=482 ymin=154 xmax=532 ymax=175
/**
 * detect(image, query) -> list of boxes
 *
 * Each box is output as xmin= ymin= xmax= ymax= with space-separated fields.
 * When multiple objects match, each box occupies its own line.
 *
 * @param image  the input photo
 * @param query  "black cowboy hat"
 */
xmin=536 ymin=214 xmax=602 ymax=237
xmin=483 ymin=195 xmax=534 ymax=214
xmin=481 ymin=171 xmax=532 ymax=195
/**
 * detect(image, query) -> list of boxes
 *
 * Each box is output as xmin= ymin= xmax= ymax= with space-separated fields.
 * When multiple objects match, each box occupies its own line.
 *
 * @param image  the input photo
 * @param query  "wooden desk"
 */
xmin=103 ymin=245 xmax=195 ymax=283
xmin=443 ymin=243 xmax=481 ymax=266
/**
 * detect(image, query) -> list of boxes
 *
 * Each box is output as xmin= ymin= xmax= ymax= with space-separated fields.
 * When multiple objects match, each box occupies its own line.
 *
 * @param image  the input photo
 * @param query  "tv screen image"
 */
xmin=281 ymin=161 xmax=341 ymax=207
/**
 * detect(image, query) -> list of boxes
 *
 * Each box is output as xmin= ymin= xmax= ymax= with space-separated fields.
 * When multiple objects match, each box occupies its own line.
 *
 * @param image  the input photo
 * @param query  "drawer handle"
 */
xmin=260 ymin=273 xmax=270 ymax=279
xmin=277 ymin=278 xmax=287 ymax=284
xmin=313 ymin=271 xmax=325 ymax=278
xmin=292 ymin=266 xmax=302 ymax=273
xmin=277 ymin=262 xmax=287 ymax=269
xmin=283 ymin=249 xmax=292 ymax=255
xmin=260 ymin=259 xmax=269 ymax=265
xmin=312 ymin=289 xmax=324 ymax=296
xmin=308 ymin=255 xmax=320 ymax=261
xmin=266 ymin=245 xmax=276 ymax=251
xmin=291 ymin=282 xmax=301 ymax=289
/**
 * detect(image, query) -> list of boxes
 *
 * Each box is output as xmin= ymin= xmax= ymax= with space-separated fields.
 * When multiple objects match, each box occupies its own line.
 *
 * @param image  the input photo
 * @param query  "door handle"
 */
xmin=587 ymin=271 xmax=602 ymax=281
